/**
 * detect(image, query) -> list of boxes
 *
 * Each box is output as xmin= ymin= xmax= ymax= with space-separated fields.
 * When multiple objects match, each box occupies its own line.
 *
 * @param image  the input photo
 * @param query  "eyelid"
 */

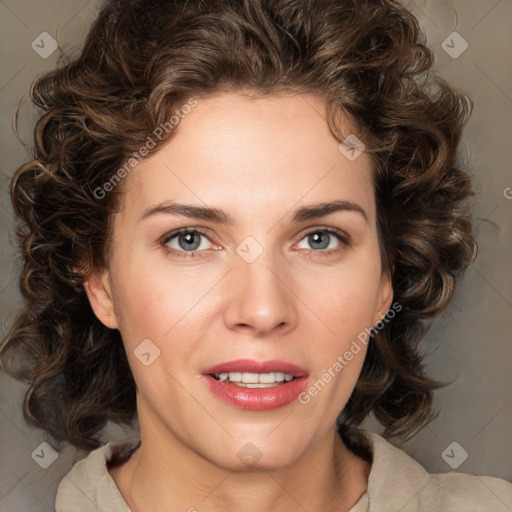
xmin=295 ymin=225 xmax=351 ymax=243
xmin=160 ymin=227 xmax=213 ymax=245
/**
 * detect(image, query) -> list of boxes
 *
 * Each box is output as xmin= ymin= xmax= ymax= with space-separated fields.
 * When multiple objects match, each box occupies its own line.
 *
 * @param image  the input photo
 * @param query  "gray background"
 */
xmin=0 ymin=1 xmax=511 ymax=511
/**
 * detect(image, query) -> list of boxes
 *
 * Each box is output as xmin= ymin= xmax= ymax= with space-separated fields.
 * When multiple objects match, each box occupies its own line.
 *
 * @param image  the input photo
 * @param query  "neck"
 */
xmin=110 ymin=409 xmax=370 ymax=512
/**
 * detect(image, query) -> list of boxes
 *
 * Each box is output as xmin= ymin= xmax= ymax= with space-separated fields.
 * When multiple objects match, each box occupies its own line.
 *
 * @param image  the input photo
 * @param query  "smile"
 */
xmin=202 ymin=359 xmax=309 ymax=410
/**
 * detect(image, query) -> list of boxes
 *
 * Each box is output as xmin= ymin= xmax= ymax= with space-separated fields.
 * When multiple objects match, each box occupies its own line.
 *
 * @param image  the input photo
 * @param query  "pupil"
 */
xmin=309 ymin=232 xmax=329 ymax=250
xmin=179 ymin=233 xmax=201 ymax=251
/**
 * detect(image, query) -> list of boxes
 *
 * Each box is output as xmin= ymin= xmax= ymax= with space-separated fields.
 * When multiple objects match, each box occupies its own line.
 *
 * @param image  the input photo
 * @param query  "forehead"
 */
xmin=118 ymin=91 xmax=375 ymax=224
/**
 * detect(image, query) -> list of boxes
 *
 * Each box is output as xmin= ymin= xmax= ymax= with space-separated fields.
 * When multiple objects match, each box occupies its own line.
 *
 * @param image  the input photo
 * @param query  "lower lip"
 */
xmin=203 ymin=375 xmax=309 ymax=410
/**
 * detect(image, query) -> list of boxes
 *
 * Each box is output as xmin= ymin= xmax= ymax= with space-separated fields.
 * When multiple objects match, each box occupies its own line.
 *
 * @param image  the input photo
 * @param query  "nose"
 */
xmin=223 ymin=252 xmax=298 ymax=337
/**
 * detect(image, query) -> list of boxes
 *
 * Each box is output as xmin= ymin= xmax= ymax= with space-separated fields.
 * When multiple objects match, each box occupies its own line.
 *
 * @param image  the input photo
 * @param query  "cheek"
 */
xmin=112 ymin=276 xmax=167 ymax=343
xmin=109 ymin=264 xmax=201 ymax=395
xmin=295 ymin=263 xmax=379 ymax=415
xmin=299 ymin=250 xmax=382 ymax=344
xmin=109 ymin=251 xmax=208 ymax=341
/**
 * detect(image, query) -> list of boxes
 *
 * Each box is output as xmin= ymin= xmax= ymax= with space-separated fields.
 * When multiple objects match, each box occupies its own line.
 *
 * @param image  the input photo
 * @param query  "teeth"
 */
xmin=242 ymin=372 xmax=259 ymax=383
xmin=214 ymin=372 xmax=296 ymax=385
xmin=258 ymin=373 xmax=277 ymax=383
xmin=275 ymin=372 xmax=285 ymax=382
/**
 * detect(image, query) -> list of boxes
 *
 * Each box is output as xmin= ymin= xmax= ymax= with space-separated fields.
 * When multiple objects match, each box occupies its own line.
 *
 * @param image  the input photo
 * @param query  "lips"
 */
xmin=202 ymin=359 xmax=309 ymax=411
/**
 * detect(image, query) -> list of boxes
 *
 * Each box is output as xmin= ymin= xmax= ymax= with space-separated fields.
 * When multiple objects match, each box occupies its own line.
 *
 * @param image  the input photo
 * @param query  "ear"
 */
xmin=373 ymin=268 xmax=394 ymax=325
xmin=83 ymin=269 xmax=119 ymax=330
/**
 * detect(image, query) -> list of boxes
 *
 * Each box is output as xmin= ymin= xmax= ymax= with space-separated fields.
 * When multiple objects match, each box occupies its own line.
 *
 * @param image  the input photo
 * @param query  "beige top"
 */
xmin=55 ymin=430 xmax=512 ymax=511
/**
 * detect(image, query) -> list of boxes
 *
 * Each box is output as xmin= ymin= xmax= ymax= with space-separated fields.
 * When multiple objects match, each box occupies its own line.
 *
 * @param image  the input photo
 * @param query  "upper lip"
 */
xmin=202 ymin=359 xmax=308 ymax=377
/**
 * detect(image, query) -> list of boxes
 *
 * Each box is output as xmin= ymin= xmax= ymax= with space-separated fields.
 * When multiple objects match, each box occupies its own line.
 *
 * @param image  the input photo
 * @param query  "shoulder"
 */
xmin=55 ymin=438 xmax=140 ymax=512
xmin=362 ymin=430 xmax=512 ymax=512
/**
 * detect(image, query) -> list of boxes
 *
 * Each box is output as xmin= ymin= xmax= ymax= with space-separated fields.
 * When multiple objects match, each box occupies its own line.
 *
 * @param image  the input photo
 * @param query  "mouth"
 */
xmin=201 ymin=359 xmax=309 ymax=410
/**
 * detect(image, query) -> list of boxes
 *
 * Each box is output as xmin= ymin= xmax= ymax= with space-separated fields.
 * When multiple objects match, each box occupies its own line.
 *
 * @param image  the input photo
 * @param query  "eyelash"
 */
xmin=161 ymin=227 xmax=350 ymax=260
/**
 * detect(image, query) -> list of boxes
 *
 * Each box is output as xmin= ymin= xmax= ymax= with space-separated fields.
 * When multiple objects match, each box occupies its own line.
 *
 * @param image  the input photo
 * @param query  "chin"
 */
xmin=211 ymin=448 xmax=304 ymax=473
xmin=194 ymin=432 xmax=312 ymax=473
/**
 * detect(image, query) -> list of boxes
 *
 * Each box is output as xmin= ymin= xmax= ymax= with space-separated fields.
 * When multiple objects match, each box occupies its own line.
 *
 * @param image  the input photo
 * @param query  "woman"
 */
xmin=1 ymin=0 xmax=511 ymax=510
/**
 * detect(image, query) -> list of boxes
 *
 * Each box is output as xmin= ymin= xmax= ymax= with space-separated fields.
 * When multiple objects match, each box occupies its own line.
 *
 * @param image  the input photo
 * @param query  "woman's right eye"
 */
xmin=162 ymin=228 xmax=218 ymax=258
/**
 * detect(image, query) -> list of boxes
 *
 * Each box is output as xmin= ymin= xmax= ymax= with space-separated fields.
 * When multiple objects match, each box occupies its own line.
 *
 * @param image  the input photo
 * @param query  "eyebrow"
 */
xmin=140 ymin=199 xmax=368 ymax=224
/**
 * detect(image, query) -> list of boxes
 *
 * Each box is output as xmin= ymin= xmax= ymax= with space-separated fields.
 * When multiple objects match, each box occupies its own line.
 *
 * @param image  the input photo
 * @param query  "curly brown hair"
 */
xmin=0 ymin=0 xmax=476 ymax=452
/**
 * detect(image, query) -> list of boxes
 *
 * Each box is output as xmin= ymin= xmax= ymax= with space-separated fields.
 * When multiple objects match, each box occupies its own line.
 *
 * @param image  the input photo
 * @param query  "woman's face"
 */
xmin=86 ymin=91 xmax=393 ymax=470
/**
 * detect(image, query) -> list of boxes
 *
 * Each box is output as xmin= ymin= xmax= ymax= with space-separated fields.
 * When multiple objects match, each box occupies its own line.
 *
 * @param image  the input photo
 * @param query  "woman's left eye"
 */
xmin=295 ymin=228 xmax=349 ymax=255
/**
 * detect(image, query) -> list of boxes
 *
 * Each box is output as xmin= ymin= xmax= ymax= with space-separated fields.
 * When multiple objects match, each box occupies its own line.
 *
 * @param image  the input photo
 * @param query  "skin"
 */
xmin=85 ymin=91 xmax=393 ymax=512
